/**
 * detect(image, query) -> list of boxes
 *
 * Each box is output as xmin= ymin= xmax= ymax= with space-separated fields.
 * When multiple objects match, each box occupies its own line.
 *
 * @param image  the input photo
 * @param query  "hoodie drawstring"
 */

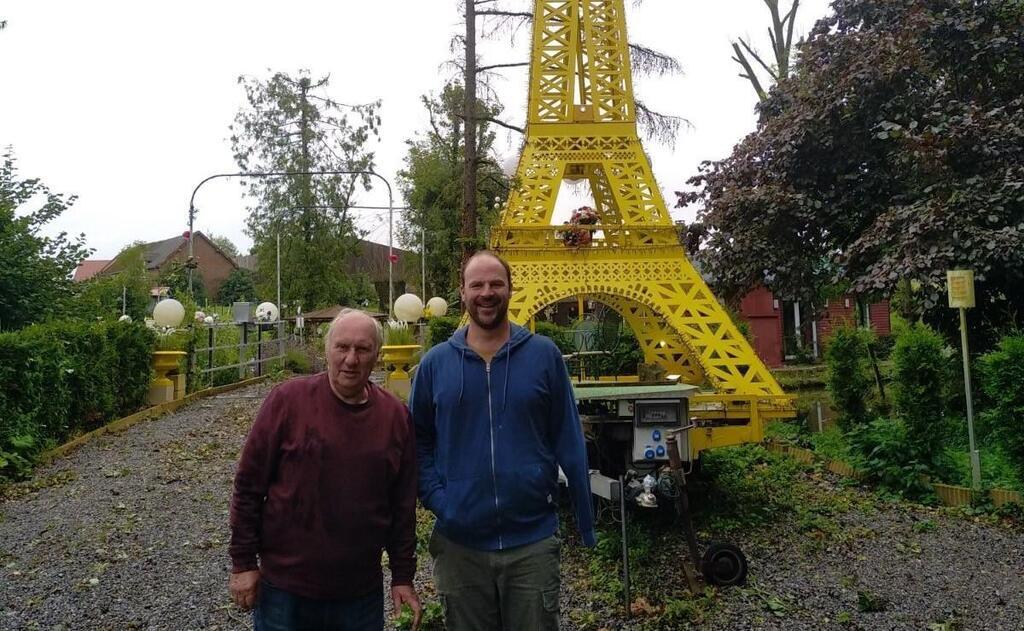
xmin=501 ymin=337 xmax=511 ymax=413
xmin=457 ymin=347 xmax=466 ymax=405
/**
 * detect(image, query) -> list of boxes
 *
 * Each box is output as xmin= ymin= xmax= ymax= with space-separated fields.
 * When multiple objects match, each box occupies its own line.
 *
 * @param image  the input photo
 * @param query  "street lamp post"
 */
xmin=187 ymin=169 xmax=395 ymax=312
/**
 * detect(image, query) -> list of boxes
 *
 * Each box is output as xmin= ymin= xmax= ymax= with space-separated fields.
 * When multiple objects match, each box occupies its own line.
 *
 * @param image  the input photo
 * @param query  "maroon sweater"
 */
xmin=229 ymin=374 xmax=417 ymax=600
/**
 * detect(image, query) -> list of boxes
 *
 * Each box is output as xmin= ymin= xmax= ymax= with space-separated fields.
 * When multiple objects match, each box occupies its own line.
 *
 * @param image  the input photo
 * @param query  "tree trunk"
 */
xmin=462 ymin=0 xmax=479 ymax=262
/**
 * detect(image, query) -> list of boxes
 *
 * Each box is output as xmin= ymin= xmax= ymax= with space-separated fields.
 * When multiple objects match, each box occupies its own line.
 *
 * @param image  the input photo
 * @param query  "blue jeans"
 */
xmin=253 ymin=581 xmax=384 ymax=631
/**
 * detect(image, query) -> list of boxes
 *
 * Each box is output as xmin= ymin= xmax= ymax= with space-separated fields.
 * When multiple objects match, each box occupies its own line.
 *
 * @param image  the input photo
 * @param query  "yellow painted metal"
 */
xmin=493 ymin=0 xmax=793 ymax=445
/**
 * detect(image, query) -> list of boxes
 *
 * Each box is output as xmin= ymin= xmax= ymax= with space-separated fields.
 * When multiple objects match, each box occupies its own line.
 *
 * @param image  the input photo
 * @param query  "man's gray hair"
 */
xmin=324 ymin=308 xmax=384 ymax=352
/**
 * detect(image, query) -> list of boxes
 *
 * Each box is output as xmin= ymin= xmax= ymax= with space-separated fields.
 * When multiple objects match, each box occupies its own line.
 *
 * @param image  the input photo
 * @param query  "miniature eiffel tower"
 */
xmin=492 ymin=0 xmax=785 ymax=397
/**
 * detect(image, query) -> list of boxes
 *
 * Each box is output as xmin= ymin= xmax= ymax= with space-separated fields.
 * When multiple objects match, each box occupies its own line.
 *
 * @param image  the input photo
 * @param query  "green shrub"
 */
xmin=0 ymin=319 xmax=155 ymax=481
xmin=693 ymin=445 xmax=803 ymax=531
xmin=425 ymin=315 xmax=459 ymax=348
xmin=593 ymin=323 xmax=644 ymax=376
xmin=891 ymin=323 xmax=950 ymax=466
xmin=284 ymin=348 xmax=313 ymax=374
xmin=825 ymin=326 xmax=874 ymax=431
xmin=848 ymin=418 xmax=932 ymax=499
xmin=535 ymin=321 xmax=574 ymax=354
xmin=979 ymin=334 xmax=1024 ymax=479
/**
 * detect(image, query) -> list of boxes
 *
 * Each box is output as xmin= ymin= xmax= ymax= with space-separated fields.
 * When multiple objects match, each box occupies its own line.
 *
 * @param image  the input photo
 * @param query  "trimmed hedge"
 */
xmin=0 ymin=319 xmax=155 ymax=480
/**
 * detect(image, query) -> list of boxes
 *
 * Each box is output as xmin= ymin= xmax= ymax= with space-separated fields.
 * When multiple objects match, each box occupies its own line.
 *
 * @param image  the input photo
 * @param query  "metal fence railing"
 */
xmin=190 ymin=320 xmax=288 ymax=382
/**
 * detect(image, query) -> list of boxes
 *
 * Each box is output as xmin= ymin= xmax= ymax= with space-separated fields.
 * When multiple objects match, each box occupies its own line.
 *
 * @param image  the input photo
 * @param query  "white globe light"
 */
xmin=393 ymin=293 xmax=424 ymax=322
xmin=118 ymin=314 xmax=132 ymax=323
xmin=426 ymin=297 xmax=448 ymax=318
xmin=152 ymin=298 xmax=185 ymax=328
xmin=255 ymin=302 xmax=279 ymax=322
xmin=203 ymin=316 xmax=214 ymax=325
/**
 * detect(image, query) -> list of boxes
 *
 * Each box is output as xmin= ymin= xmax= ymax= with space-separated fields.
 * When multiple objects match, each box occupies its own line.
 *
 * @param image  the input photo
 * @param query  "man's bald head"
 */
xmin=324 ymin=309 xmax=384 ymax=353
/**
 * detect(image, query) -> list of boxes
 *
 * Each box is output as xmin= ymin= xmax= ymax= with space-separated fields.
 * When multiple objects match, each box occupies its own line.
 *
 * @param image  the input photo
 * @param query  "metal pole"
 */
xmin=619 ymin=474 xmax=630 ymax=617
xmin=277 ymin=232 xmax=283 ymax=361
xmin=121 ymin=285 xmax=127 ymax=317
xmin=187 ymin=204 xmax=195 ymax=295
xmin=421 ymin=222 xmax=426 ymax=302
xmin=388 ymin=187 xmax=395 ymax=316
xmin=239 ymin=323 xmax=248 ymax=380
xmin=960 ymin=307 xmax=982 ymax=490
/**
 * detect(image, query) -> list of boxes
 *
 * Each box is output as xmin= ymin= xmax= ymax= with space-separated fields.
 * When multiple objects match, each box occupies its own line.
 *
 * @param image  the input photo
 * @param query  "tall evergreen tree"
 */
xmin=230 ymin=70 xmax=381 ymax=311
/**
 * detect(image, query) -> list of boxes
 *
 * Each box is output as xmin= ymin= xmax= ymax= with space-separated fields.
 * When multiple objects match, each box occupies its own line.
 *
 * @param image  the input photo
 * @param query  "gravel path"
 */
xmin=2 ymin=382 xmax=1022 ymax=630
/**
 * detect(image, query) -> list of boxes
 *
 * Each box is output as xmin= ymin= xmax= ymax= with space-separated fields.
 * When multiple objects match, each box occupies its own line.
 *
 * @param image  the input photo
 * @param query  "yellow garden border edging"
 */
xmin=38 ymin=376 xmax=271 ymax=466
xmin=765 ymin=439 xmax=1022 ymax=508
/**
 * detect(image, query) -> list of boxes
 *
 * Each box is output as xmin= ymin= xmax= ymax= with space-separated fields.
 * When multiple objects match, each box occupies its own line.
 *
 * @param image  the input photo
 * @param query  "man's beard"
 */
xmin=467 ymin=299 xmax=509 ymax=330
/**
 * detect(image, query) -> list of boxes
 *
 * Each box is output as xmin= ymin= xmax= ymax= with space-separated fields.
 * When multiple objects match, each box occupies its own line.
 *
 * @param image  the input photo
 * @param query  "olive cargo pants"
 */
xmin=429 ymin=529 xmax=561 ymax=631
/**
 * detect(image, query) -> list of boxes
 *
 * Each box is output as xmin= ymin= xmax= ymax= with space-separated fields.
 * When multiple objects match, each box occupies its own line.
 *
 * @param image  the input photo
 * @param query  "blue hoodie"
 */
xmin=411 ymin=324 xmax=596 ymax=551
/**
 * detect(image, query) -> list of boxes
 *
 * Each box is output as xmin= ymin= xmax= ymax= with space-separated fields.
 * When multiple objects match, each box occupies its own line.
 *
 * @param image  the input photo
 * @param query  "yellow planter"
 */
xmin=149 ymin=350 xmax=187 ymax=405
xmin=381 ymin=344 xmax=421 ymax=401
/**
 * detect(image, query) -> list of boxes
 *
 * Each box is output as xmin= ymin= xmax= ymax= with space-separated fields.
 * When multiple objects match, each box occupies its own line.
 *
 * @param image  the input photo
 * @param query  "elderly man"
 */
xmin=229 ymin=309 xmax=421 ymax=631
xmin=411 ymin=250 xmax=595 ymax=631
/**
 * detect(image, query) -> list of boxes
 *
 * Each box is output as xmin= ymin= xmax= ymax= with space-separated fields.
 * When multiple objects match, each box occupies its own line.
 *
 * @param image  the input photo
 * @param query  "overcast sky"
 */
xmin=0 ymin=0 xmax=831 ymax=260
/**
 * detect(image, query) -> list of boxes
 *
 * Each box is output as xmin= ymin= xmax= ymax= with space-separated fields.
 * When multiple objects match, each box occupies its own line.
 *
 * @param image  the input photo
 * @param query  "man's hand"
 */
xmin=391 ymin=584 xmax=422 ymax=631
xmin=229 ymin=569 xmax=260 ymax=611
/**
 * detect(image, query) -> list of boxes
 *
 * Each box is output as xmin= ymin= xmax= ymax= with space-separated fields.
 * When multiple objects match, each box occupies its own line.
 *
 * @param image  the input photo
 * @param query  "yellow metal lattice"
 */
xmin=493 ymin=0 xmax=788 ymax=407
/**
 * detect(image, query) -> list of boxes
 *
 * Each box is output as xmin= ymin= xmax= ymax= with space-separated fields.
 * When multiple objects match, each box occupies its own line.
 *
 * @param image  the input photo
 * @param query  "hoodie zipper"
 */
xmin=486 ymin=361 xmax=503 ymax=549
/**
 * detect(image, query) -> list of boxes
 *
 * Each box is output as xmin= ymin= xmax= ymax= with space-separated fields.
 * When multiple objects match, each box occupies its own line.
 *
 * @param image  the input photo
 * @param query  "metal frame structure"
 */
xmin=493 ymin=0 xmax=793 ymax=443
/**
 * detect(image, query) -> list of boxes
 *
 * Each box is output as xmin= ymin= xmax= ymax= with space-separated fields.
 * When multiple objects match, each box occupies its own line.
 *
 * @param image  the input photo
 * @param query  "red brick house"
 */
xmin=738 ymin=286 xmax=891 ymax=367
xmin=86 ymin=232 xmax=238 ymax=299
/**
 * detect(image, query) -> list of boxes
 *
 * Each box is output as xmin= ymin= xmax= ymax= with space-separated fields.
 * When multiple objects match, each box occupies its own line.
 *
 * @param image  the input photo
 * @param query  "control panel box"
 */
xmin=632 ymin=398 xmax=689 ymax=463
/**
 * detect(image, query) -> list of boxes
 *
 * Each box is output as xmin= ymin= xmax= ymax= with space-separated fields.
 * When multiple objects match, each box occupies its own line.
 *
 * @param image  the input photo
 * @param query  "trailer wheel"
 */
xmin=701 ymin=542 xmax=748 ymax=586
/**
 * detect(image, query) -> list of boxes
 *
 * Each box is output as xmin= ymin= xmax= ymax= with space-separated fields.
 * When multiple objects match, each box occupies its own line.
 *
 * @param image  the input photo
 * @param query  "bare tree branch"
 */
xmin=461 ymin=114 xmax=524 ymax=134
xmin=476 ymin=9 xmax=532 ymax=18
xmin=731 ymin=43 xmax=768 ymax=101
xmin=635 ymin=99 xmax=690 ymax=148
xmin=476 ymin=61 xmax=530 ymax=73
xmin=738 ymin=37 xmax=778 ymax=81
xmin=730 ymin=0 xmax=799 ymax=101
xmin=629 ymin=43 xmax=682 ymax=78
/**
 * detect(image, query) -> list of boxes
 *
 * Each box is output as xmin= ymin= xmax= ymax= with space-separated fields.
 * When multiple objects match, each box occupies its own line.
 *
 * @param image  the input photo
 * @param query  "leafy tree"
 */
xmin=230 ymin=70 xmax=381 ymax=310
xmin=216 ymin=268 xmax=258 ymax=305
xmin=158 ymin=260 xmax=207 ymax=304
xmin=0 ymin=150 xmax=90 ymax=330
xmin=679 ymin=0 xmax=1024 ymax=343
xmin=397 ymin=82 xmax=510 ymax=300
xmin=207 ymin=233 xmax=240 ymax=259
xmin=72 ymin=244 xmax=150 ymax=321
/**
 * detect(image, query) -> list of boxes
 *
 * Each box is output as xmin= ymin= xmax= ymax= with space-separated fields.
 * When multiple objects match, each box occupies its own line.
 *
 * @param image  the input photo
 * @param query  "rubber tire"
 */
xmin=701 ymin=542 xmax=748 ymax=587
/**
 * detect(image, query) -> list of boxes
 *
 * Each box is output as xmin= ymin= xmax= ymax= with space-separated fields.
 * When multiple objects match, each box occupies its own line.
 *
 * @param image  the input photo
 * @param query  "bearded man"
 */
xmin=410 ymin=250 xmax=595 ymax=631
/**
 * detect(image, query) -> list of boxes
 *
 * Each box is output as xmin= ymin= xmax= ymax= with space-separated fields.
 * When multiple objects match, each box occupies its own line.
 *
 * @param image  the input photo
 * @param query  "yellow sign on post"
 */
xmin=947 ymin=268 xmax=981 ymax=489
xmin=947 ymin=270 xmax=975 ymax=308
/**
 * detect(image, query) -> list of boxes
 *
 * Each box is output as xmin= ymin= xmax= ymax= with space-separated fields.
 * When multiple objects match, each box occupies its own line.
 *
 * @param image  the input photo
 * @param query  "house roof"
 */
xmin=101 ymin=231 xmax=237 ymax=275
xmin=292 ymin=305 xmax=387 ymax=322
xmin=139 ymin=235 xmax=188 ymax=270
xmin=73 ymin=259 xmax=112 ymax=282
xmin=240 ymin=239 xmax=413 ymax=283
